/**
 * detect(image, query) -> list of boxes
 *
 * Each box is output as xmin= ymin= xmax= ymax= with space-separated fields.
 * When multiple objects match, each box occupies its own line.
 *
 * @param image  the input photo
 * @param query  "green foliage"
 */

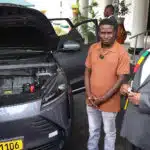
xmin=114 ymin=0 xmax=131 ymax=17
xmin=71 ymin=0 xmax=98 ymax=43
xmin=72 ymin=0 xmax=98 ymax=24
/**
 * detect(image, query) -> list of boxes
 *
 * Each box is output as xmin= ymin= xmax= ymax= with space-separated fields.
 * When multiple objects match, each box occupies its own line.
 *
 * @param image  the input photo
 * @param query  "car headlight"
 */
xmin=41 ymin=71 xmax=67 ymax=105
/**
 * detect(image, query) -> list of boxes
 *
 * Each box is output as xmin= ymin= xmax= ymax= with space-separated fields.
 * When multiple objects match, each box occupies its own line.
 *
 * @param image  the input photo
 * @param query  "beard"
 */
xmin=101 ymin=38 xmax=115 ymax=48
xmin=101 ymin=40 xmax=115 ymax=48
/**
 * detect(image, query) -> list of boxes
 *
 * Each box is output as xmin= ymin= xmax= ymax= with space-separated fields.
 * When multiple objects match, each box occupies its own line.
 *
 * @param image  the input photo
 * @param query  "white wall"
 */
xmin=123 ymin=0 xmax=133 ymax=32
xmin=27 ymin=0 xmax=76 ymax=19
xmin=27 ymin=0 xmax=110 ymax=20
xmin=27 ymin=0 xmax=149 ymax=36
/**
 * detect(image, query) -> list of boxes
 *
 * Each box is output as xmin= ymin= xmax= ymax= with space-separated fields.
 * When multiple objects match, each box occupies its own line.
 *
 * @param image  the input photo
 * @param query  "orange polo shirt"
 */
xmin=85 ymin=41 xmax=130 ymax=112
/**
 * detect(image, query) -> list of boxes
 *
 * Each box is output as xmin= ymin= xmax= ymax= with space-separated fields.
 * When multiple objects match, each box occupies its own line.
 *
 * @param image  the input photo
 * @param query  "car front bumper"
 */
xmin=0 ymin=91 xmax=73 ymax=150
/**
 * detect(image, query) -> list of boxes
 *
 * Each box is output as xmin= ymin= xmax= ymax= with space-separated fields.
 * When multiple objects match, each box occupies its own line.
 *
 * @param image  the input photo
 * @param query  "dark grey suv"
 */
xmin=0 ymin=4 xmax=98 ymax=150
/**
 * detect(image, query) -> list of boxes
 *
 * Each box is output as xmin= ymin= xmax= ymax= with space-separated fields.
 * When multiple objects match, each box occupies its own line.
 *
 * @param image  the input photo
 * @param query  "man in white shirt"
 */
xmin=120 ymin=49 xmax=150 ymax=150
xmin=104 ymin=4 xmax=114 ymax=18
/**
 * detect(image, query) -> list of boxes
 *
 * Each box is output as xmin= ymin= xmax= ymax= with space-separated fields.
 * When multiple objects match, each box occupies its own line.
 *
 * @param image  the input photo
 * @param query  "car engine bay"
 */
xmin=0 ymin=64 xmax=57 ymax=96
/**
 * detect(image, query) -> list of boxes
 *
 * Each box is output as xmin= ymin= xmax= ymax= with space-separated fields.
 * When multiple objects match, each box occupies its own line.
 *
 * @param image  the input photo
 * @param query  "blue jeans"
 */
xmin=87 ymin=106 xmax=117 ymax=150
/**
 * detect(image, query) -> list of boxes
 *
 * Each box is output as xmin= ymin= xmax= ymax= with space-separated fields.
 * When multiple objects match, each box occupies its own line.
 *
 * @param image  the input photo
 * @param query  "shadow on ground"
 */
xmin=64 ymin=92 xmax=127 ymax=150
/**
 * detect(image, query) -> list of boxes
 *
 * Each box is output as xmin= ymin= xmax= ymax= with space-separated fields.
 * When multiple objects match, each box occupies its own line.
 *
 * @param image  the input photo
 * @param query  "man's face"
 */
xmin=99 ymin=24 xmax=116 ymax=47
xmin=104 ymin=8 xmax=113 ymax=17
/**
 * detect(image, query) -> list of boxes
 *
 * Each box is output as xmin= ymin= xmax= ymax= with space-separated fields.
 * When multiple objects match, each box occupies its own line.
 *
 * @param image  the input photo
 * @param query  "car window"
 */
xmin=50 ymin=20 xmax=71 ymax=36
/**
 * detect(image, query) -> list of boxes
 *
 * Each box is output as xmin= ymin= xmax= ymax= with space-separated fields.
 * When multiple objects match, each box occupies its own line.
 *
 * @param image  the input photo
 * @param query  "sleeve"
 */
xmin=85 ymin=46 xmax=93 ymax=69
xmin=139 ymin=93 xmax=150 ymax=114
xmin=117 ymin=51 xmax=130 ymax=75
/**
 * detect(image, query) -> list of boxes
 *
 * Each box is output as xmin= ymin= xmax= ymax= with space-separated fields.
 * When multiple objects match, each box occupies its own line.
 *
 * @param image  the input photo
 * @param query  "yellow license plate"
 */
xmin=0 ymin=138 xmax=23 ymax=150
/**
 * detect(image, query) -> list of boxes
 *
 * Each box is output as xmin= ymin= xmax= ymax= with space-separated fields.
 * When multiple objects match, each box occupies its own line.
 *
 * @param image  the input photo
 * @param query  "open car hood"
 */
xmin=0 ymin=4 xmax=59 ymax=51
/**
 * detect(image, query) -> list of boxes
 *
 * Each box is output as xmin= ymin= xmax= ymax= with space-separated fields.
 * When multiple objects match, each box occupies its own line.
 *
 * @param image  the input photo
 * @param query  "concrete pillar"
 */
xmin=79 ymin=0 xmax=89 ymax=18
xmin=78 ymin=0 xmax=89 ymax=44
xmin=130 ymin=0 xmax=149 ymax=52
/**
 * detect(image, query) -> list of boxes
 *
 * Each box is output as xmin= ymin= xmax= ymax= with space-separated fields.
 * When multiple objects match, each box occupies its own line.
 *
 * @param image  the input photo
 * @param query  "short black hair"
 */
xmin=105 ymin=4 xmax=114 ymax=13
xmin=99 ymin=18 xmax=117 ymax=31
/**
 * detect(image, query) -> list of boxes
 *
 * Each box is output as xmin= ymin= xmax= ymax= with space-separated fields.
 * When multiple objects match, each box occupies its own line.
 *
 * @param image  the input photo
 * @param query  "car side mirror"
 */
xmin=62 ymin=40 xmax=80 ymax=52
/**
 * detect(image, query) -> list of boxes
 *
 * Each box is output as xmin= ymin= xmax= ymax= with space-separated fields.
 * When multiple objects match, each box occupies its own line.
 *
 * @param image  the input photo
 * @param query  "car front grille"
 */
xmin=30 ymin=117 xmax=57 ymax=134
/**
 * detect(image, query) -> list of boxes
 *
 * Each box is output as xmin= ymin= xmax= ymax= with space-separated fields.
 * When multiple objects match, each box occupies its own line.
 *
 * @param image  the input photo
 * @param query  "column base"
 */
xmin=128 ymin=47 xmax=143 ymax=55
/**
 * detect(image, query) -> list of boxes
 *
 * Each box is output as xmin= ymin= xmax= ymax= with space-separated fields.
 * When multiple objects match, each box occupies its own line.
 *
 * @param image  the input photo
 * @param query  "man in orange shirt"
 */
xmin=85 ymin=18 xmax=130 ymax=150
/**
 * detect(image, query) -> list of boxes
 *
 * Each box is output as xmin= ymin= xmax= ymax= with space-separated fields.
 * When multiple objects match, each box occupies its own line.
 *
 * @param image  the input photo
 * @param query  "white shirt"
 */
xmin=104 ymin=15 xmax=113 ymax=19
xmin=140 ymin=49 xmax=150 ymax=85
xmin=108 ymin=15 xmax=113 ymax=18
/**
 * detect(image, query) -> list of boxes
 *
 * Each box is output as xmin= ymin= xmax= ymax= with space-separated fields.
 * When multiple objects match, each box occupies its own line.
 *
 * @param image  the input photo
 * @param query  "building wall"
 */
xmin=123 ymin=0 xmax=133 ymax=32
xmin=27 ymin=0 xmax=149 ymax=35
xmin=27 ymin=0 xmax=76 ymax=18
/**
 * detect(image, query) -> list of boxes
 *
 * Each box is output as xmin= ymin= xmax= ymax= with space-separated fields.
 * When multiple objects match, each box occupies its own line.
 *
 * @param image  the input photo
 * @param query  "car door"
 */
xmin=52 ymin=19 xmax=99 ymax=94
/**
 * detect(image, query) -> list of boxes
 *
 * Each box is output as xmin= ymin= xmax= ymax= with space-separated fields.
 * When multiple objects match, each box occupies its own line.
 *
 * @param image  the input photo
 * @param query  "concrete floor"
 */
xmin=64 ymin=92 xmax=127 ymax=150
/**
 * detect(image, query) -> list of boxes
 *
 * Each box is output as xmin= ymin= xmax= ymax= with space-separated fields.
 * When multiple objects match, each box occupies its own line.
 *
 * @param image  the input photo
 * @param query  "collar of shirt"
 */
xmin=105 ymin=15 xmax=114 ymax=19
xmin=140 ymin=48 xmax=150 ymax=84
xmin=140 ymin=54 xmax=150 ymax=85
xmin=97 ymin=41 xmax=117 ymax=53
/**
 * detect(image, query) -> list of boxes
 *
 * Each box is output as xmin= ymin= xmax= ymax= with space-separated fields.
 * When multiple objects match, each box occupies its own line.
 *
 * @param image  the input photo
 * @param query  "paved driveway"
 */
xmin=64 ymin=92 xmax=127 ymax=150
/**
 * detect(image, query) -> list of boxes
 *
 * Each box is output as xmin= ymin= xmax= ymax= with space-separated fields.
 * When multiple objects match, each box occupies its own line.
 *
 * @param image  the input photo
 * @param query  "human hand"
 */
xmin=128 ymin=92 xmax=141 ymax=105
xmin=120 ymin=84 xmax=131 ymax=95
xmin=93 ymin=97 xmax=104 ymax=107
xmin=87 ymin=95 xmax=98 ymax=108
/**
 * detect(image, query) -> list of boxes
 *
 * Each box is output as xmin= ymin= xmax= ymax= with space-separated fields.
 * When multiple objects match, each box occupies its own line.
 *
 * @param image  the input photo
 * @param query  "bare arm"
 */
xmin=94 ymin=74 xmax=127 ymax=105
xmin=101 ymin=50 xmax=130 ymax=102
xmin=84 ymin=67 xmax=92 ymax=97
xmin=101 ymin=74 xmax=126 ymax=101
